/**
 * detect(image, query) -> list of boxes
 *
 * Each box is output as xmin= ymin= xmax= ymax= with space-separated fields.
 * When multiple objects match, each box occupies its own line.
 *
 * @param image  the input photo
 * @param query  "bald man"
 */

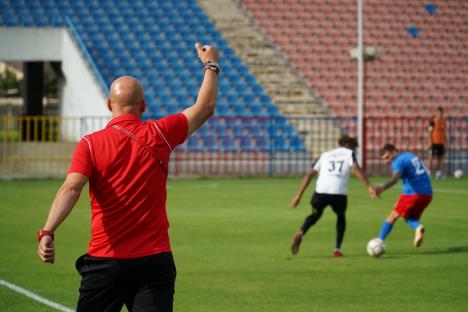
xmin=37 ymin=43 xmax=219 ymax=311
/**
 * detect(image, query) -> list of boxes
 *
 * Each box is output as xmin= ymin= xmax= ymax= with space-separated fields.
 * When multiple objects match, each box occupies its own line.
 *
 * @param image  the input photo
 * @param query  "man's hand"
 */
xmin=375 ymin=185 xmax=385 ymax=196
xmin=38 ymin=236 xmax=55 ymax=264
xmin=195 ymin=42 xmax=219 ymax=64
xmin=290 ymin=195 xmax=301 ymax=208
xmin=368 ymin=185 xmax=379 ymax=198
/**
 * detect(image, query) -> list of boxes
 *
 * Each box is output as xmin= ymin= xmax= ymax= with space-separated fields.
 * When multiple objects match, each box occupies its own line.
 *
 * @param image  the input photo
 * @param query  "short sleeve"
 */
xmin=155 ymin=113 xmax=188 ymax=149
xmin=312 ymin=156 xmax=321 ymax=171
xmin=68 ymin=137 xmax=93 ymax=178
xmin=350 ymin=152 xmax=357 ymax=166
xmin=391 ymin=158 xmax=402 ymax=174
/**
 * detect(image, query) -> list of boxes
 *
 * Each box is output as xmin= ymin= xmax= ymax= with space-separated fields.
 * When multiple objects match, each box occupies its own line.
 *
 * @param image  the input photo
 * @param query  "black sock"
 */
xmin=335 ymin=213 xmax=346 ymax=249
xmin=300 ymin=209 xmax=323 ymax=235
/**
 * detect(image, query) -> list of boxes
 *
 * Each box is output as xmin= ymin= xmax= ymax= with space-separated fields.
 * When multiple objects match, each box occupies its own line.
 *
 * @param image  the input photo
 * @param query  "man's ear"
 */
xmin=141 ymin=100 xmax=147 ymax=113
xmin=107 ymin=99 xmax=112 ymax=112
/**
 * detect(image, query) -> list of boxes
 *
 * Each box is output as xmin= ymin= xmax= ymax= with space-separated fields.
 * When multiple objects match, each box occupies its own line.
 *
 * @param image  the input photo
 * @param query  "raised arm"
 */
xmin=37 ymin=172 xmax=88 ymax=263
xmin=290 ymin=169 xmax=318 ymax=208
xmin=352 ymin=163 xmax=377 ymax=198
xmin=182 ymin=42 xmax=220 ymax=136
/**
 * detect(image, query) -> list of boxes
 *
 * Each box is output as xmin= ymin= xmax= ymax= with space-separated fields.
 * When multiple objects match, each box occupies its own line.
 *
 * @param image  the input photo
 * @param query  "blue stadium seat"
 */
xmin=267 ymin=106 xmax=280 ymax=117
xmin=0 ymin=0 xmax=301 ymax=152
xmin=216 ymin=105 xmax=230 ymax=116
xmin=233 ymin=104 xmax=250 ymax=117
xmin=253 ymin=101 xmax=266 ymax=113
xmin=187 ymin=137 xmax=202 ymax=151
xmin=273 ymin=138 xmax=286 ymax=151
xmin=204 ymin=137 xmax=219 ymax=151
xmin=290 ymin=137 xmax=306 ymax=152
xmin=232 ymin=123 xmax=243 ymax=137
xmin=220 ymin=137 xmax=235 ymax=152
xmin=257 ymin=138 xmax=271 ymax=151
xmin=240 ymin=136 xmax=254 ymax=151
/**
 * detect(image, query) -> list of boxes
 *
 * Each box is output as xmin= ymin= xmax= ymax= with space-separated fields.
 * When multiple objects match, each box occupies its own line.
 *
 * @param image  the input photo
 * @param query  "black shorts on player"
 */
xmin=300 ymin=193 xmax=347 ymax=249
xmin=431 ymin=144 xmax=445 ymax=156
xmin=75 ymin=252 xmax=176 ymax=312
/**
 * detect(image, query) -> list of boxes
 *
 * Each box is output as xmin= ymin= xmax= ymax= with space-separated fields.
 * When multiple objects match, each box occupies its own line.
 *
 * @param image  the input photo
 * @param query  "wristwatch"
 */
xmin=37 ymin=229 xmax=54 ymax=241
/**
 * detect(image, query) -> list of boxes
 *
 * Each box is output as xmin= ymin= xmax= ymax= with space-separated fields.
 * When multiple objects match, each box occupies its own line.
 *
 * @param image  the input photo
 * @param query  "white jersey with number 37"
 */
xmin=313 ymin=147 xmax=356 ymax=195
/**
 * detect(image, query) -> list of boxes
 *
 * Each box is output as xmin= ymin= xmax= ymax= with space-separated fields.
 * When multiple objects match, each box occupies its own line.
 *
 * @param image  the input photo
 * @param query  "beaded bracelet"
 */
xmin=203 ymin=60 xmax=221 ymax=75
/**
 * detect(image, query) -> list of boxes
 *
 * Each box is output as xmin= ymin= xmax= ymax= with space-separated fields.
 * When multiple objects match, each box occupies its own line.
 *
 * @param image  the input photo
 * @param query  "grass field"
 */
xmin=0 ymin=177 xmax=467 ymax=311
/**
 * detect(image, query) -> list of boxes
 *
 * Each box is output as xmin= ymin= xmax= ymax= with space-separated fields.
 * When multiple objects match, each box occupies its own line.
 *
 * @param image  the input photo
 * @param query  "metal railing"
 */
xmin=1 ymin=115 xmax=467 ymax=178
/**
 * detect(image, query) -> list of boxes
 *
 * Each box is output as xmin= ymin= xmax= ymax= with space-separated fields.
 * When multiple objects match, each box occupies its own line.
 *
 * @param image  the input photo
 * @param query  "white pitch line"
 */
xmin=0 ymin=279 xmax=74 ymax=312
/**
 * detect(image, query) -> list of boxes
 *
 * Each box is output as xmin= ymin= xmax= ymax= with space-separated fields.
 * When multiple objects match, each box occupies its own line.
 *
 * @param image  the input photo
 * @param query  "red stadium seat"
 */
xmin=241 ymin=0 xmax=466 ymax=122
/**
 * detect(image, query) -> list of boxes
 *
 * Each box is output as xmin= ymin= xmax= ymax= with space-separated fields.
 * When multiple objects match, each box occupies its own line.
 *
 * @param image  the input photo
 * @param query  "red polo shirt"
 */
xmin=68 ymin=113 xmax=188 ymax=259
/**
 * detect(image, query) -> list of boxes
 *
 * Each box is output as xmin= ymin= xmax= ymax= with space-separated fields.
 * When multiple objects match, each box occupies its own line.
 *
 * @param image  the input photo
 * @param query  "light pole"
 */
xmin=357 ymin=0 xmax=365 ymax=168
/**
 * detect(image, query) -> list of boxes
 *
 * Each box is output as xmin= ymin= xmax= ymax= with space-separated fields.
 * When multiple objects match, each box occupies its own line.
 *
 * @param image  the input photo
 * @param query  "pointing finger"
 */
xmin=195 ymin=42 xmax=208 ymax=52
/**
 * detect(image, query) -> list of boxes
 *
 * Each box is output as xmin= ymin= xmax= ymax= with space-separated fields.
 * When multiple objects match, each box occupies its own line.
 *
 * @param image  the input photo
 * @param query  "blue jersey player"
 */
xmin=374 ymin=144 xmax=433 ymax=248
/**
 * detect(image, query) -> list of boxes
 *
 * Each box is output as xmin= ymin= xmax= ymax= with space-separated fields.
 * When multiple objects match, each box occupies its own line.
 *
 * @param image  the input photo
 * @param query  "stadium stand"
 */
xmin=241 ymin=0 xmax=467 ymax=152
xmin=197 ymin=0 xmax=339 ymax=154
xmin=0 ymin=0 xmax=306 ymax=152
xmin=242 ymin=0 xmax=467 ymax=118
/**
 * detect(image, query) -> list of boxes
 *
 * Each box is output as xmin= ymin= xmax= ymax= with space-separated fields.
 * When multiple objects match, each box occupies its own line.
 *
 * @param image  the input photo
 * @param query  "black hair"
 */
xmin=380 ymin=143 xmax=397 ymax=155
xmin=338 ymin=135 xmax=358 ymax=150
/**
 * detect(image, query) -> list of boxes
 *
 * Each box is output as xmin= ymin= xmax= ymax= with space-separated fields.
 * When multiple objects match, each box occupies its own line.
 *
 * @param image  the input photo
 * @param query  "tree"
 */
xmin=0 ymin=67 xmax=22 ymax=95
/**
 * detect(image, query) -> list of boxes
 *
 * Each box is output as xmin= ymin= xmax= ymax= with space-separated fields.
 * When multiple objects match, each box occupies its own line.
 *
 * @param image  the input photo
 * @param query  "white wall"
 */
xmin=0 ymin=27 xmax=62 ymax=60
xmin=0 ymin=27 xmax=110 ymax=123
xmin=60 ymin=29 xmax=109 ymax=119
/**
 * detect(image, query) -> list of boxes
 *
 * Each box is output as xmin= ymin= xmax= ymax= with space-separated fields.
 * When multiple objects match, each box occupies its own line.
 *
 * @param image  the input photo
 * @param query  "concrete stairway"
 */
xmin=197 ymin=0 xmax=341 ymax=151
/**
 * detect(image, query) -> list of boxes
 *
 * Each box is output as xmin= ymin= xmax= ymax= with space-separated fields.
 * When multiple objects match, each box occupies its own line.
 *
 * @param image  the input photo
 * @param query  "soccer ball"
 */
xmin=367 ymin=238 xmax=386 ymax=257
xmin=454 ymin=169 xmax=463 ymax=179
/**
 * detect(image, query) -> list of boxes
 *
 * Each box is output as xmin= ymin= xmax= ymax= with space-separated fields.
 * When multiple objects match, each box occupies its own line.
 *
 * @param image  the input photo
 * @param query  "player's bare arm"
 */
xmin=37 ymin=173 xmax=88 ymax=263
xmin=290 ymin=169 xmax=318 ymax=208
xmin=352 ymin=164 xmax=378 ymax=198
xmin=376 ymin=172 xmax=401 ymax=195
xmin=183 ymin=42 xmax=219 ymax=136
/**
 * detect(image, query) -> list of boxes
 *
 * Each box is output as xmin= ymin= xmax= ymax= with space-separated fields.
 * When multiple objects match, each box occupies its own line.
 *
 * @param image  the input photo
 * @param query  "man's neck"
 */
xmin=112 ymin=111 xmax=141 ymax=119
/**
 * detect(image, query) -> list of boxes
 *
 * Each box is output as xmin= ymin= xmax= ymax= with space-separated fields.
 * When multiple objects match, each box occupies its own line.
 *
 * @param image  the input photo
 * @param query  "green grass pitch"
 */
xmin=0 ymin=177 xmax=467 ymax=311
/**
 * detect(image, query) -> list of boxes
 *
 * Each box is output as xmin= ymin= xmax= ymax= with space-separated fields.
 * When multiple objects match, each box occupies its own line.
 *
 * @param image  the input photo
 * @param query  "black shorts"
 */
xmin=431 ymin=144 xmax=445 ymax=156
xmin=75 ymin=252 xmax=176 ymax=312
xmin=311 ymin=192 xmax=347 ymax=214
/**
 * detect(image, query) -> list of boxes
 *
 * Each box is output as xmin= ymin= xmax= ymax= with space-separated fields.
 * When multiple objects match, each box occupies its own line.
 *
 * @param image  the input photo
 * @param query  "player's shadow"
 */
xmin=283 ymin=246 xmax=468 ymax=260
xmin=395 ymin=246 xmax=468 ymax=256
